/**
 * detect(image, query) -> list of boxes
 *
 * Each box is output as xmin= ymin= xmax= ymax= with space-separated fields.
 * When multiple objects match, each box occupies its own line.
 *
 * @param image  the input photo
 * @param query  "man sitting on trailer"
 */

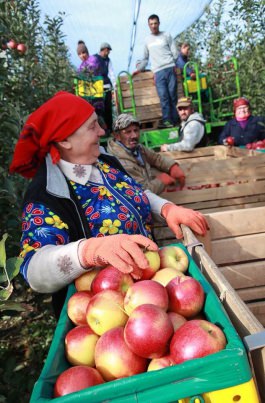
xmin=107 ymin=113 xmax=186 ymax=194
xmin=160 ymin=97 xmax=207 ymax=152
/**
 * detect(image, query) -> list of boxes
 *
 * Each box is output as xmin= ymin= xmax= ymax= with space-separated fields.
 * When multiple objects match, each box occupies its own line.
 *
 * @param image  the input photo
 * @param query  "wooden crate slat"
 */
xmin=237 ymin=286 xmax=265 ymax=302
xmin=161 ymin=181 xmax=265 ymax=205
xmin=121 ymin=86 xmax=159 ymax=98
xmin=179 ymin=195 xmax=265 ymax=212
xmin=124 ymin=96 xmax=161 ymax=108
xmin=206 ymin=206 xmax=265 ymax=239
xmin=247 ymin=301 xmax=265 ymax=326
xmin=211 ymin=233 xmax=265 ymax=265
xmin=220 ymin=261 xmax=265 ymax=289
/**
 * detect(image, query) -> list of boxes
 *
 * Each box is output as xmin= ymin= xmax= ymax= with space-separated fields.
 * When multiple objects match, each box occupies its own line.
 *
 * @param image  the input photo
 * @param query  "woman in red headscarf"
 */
xmin=218 ymin=97 xmax=265 ymax=146
xmin=9 ymin=91 xmax=208 ymax=317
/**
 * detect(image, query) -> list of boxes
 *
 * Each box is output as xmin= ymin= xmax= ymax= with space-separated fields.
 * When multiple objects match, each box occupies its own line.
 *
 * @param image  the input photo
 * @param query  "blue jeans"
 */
xmin=154 ymin=67 xmax=178 ymax=124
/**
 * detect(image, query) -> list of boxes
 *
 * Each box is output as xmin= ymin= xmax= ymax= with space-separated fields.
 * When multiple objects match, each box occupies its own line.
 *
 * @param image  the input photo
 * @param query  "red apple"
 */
xmin=159 ymin=246 xmax=189 ymax=273
xmin=75 ymin=268 xmax=100 ymax=291
xmin=7 ymin=39 xmax=17 ymax=49
xmin=166 ymin=276 xmax=205 ymax=318
xmin=54 ymin=366 xmax=104 ymax=397
xmin=124 ymin=304 xmax=174 ymax=359
xmin=151 ymin=267 xmax=185 ymax=286
xmin=226 ymin=136 xmax=235 ymax=146
xmin=86 ymin=289 xmax=128 ymax=335
xmin=255 ymin=140 xmax=265 ymax=149
xmin=91 ymin=265 xmax=134 ymax=295
xmin=140 ymin=249 xmax=161 ymax=280
xmin=16 ymin=43 xmax=27 ymax=54
xmin=167 ymin=311 xmax=187 ymax=331
xmin=246 ymin=143 xmax=253 ymax=150
xmin=95 ymin=327 xmax=147 ymax=381
xmin=67 ymin=290 xmax=93 ymax=326
xmin=170 ymin=319 xmax=227 ymax=364
xmin=147 ymin=355 xmax=175 ymax=371
xmin=65 ymin=325 xmax=99 ymax=367
xmin=124 ymin=280 xmax=168 ymax=315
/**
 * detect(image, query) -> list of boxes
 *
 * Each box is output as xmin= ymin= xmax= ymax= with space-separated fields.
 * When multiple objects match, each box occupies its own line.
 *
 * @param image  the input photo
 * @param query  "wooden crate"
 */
xmin=160 ymin=146 xmax=265 ymax=213
xmin=154 ymin=211 xmax=265 ymax=401
xmin=118 ymin=71 xmax=162 ymax=126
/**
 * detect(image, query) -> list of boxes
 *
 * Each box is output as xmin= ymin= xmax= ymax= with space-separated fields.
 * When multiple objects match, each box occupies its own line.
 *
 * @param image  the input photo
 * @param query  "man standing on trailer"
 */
xmin=136 ymin=14 xmax=179 ymax=129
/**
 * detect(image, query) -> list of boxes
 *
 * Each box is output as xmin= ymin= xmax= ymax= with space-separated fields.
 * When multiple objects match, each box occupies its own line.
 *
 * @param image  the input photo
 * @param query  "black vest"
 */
xmin=179 ymin=119 xmax=208 ymax=148
xmin=94 ymin=54 xmax=111 ymax=85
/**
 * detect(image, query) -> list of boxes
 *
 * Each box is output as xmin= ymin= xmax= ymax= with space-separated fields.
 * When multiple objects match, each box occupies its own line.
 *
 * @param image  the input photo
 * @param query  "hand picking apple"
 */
xmin=79 ymin=234 xmax=158 ymax=279
xmin=161 ymin=203 xmax=209 ymax=239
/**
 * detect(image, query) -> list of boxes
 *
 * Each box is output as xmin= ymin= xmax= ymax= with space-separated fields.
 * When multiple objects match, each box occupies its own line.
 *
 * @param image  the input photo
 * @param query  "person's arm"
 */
xmin=218 ymin=121 xmax=231 ymax=145
xmin=162 ymin=121 xmax=204 ymax=152
xmin=168 ymin=33 xmax=178 ymax=61
xmin=136 ymin=43 xmax=149 ymax=71
xmin=108 ymin=59 xmax=116 ymax=87
xmin=145 ymin=190 xmax=209 ymax=238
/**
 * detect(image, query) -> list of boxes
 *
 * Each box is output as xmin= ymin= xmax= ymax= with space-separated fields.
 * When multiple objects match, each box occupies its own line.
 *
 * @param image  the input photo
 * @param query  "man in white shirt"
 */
xmin=136 ymin=14 xmax=179 ymax=129
xmin=161 ymin=97 xmax=207 ymax=152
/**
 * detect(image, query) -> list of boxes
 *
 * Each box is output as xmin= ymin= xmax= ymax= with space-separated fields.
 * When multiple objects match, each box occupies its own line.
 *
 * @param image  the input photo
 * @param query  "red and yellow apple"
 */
xmin=124 ymin=280 xmax=168 ymax=315
xmin=147 ymin=355 xmax=175 ymax=371
xmin=86 ymin=289 xmax=128 ymax=335
xmin=170 ymin=319 xmax=227 ymax=364
xmin=54 ymin=366 xmax=104 ymax=397
xmin=166 ymin=276 xmax=205 ymax=318
xmin=91 ymin=265 xmax=134 ymax=295
xmin=159 ymin=246 xmax=189 ymax=272
xmin=65 ymin=325 xmax=99 ymax=367
xmin=151 ymin=267 xmax=185 ymax=286
xmin=67 ymin=290 xmax=93 ymax=326
xmin=95 ymin=327 xmax=147 ymax=381
xmin=75 ymin=268 xmax=100 ymax=291
xmin=124 ymin=304 xmax=174 ymax=359
xmin=140 ymin=249 xmax=161 ymax=280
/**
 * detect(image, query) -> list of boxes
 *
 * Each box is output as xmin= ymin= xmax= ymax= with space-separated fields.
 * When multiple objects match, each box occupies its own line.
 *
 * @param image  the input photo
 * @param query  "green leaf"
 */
xmin=0 ymin=233 xmax=8 ymax=268
xmin=4 ymin=257 xmax=22 ymax=282
xmin=0 ymin=300 xmax=26 ymax=312
xmin=0 ymin=283 xmax=13 ymax=300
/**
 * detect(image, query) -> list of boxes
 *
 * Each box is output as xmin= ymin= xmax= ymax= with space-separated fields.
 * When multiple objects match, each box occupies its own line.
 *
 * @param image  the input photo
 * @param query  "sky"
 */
xmin=39 ymin=0 xmax=212 ymax=75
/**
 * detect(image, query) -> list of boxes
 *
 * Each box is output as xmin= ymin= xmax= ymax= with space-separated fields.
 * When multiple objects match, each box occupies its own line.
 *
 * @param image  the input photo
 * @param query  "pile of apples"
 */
xmin=245 ymin=140 xmax=265 ymax=150
xmin=54 ymin=245 xmax=227 ymax=397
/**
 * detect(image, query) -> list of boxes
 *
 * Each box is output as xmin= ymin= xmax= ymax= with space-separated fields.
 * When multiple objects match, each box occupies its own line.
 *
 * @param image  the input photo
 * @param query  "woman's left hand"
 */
xmin=161 ymin=203 xmax=209 ymax=239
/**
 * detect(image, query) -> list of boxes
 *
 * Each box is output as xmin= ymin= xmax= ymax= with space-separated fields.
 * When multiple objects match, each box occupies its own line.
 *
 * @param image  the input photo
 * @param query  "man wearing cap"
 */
xmin=218 ymin=97 xmax=265 ymax=146
xmin=107 ymin=113 xmax=186 ymax=194
xmin=136 ymin=14 xmax=179 ymax=129
xmin=160 ymin=97 xmax=207 ymax=152
xmin=94 ymin=42 xmax=116 ymax=133
xmin=9 ymin=91 xmax=208 ymax=317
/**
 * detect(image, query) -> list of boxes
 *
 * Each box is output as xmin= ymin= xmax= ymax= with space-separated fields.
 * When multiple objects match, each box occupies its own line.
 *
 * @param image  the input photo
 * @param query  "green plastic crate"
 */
xmin=140 ymin=128 xmax=179 ymax=149
xmin=30 ymin=244 xmax=252 ymax=402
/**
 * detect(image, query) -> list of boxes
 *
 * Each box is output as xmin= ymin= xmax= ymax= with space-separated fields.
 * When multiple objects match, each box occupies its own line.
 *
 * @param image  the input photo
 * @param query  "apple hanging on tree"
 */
xmin=17 ymin=43 xmax=27 ymax=55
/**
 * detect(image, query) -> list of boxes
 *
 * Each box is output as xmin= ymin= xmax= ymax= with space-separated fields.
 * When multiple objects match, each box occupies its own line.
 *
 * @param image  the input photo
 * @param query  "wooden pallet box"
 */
xmin=160 ymin=146 xmax=265 ymax=213
xmin=154 ymin=207 xmax=265 ymax=401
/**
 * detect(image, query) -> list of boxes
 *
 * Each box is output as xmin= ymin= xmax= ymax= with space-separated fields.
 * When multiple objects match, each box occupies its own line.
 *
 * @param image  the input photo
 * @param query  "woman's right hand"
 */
xmin=79 ymin=234 xmax=158 ymax=279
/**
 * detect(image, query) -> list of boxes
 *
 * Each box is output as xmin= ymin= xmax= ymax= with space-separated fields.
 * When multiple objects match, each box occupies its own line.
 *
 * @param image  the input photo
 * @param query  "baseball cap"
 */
xmin=113 ymin=114 xmax=140 ymax=132
xmin=177 ymin=97 xmax=193 ymax=108
xmin=100 ymin=42 xmax=112 ymax=51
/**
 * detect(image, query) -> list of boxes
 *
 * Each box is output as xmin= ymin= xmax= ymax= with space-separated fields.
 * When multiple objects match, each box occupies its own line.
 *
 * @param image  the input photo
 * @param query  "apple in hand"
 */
xmin=124 ymin=280 xmax=168 ymax=316
xmin=54 ymin=366 xmax=104 ymax=397
xmin=166 ymin=276 xmax=205 ymax=318
xmin=170 ymin=319 xmax=227 ymax=364
xmin=75 ymin=268 xmax=100 ymax=291
xmin=159 ymin=246 xmax=189 ymax=273
xmin=67 ymin=290 xmax=93 ymax=326
xmin=86 ymin=289 xmax=128 ymax=335
xmin=124 ymin=304 xmax=174 ymax=359
xmin=95 ymin=327 xmax=147 ymax=381
xmin=91 ymin=265 xmax=134 ymax=295
xmin=65 ymin=325 xmax=99 ymax=367
xmin=226 ymin=136 xmax=235 ymax=146
xmin=147 ymin=355 xmax=175 ymax=371
xmin=140 ymin=249 xmax=161 ymax=280
xmin=151 ymin=267 xmax=185 ymax=286
xmin=167 ymin=311 xmax=187 ymax=331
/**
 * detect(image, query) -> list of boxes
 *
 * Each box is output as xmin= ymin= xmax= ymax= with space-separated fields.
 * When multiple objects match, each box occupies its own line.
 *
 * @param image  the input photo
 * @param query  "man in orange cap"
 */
xmin=10 ymin=91 xmax=208 ymax=316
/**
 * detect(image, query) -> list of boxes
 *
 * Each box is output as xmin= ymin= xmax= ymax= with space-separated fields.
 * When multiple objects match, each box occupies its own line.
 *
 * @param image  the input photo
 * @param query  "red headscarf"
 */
xmin=233 ymin=97 xmax=250 ymax=114
xmin=9 ymin=91 xmax=95 ymax=178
